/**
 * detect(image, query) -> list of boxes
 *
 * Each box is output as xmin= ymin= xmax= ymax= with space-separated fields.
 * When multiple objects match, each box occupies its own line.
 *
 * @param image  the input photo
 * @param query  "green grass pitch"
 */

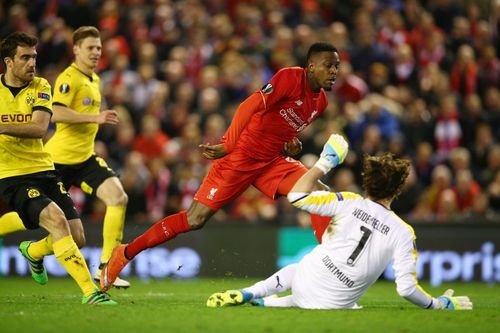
xmin=0 ymin=277 xmax=498 ymax=333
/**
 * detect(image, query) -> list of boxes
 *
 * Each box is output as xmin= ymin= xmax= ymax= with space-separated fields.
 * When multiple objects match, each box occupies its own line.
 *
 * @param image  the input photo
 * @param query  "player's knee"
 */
xmin=115 ymin=191 xmax=128 ymax=206
xmin=186 ymin=202 xmax=213 ymax=230
xmin=39 ymin=205 xmax=71 ymax=236
xmin=187 ymin=214 xmax=208 ymax=230
xmin=186 ymin=209 xmax=209 ymax=230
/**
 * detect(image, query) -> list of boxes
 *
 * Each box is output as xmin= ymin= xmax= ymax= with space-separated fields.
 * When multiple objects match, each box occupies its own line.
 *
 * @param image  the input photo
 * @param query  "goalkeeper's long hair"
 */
xmin=362 ymin=153 xmax=411 ymax=201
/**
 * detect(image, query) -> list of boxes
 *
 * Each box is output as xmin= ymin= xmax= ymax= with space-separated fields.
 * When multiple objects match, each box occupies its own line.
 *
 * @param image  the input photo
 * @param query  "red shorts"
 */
xmin=194 ymin=150 xmax=308 ymax=211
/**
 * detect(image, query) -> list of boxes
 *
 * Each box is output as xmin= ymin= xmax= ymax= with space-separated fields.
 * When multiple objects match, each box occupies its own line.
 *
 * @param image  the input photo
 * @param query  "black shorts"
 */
xmin=55 ymin=155 xmax=116 ymax=196
xmin=0 ymin=170 xmax=79 ymax=229
xmin=0 ymin=197 xmax=13 ymax=215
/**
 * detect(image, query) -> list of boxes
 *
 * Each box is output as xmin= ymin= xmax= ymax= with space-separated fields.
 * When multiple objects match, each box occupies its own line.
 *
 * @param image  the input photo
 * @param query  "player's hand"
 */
xmin=314 ymin=134 xmax=349 ymax=174
xmin=435 ymin=289 xmax=473 ymax=310
xmin=199 ymin=143 xmax=227 ymax=160
xmin=283 ymin=137 xmax=302 ymax=156
xmin=96 ymin=110 xmax=119 ymax=125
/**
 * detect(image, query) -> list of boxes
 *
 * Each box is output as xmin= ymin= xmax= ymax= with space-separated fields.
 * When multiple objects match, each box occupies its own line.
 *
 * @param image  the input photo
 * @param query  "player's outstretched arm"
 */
xmin=289 ymin=134 xmax=348 ymax=194
xmin=402 ymin=287 xmax=473 ymax=310
xmin=52 ymin=105 xmax=119 ymax=124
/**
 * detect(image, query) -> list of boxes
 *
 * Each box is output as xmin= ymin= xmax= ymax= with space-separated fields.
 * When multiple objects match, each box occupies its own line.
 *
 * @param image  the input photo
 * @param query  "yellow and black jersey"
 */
xmin=0 ymin=75 xmax=54 ymax=179
xmin=45 ymin=63 xmax=101 ymax=164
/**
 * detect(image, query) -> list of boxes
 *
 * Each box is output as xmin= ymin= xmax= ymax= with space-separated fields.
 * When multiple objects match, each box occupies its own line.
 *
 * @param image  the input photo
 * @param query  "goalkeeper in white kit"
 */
xmin=207 ymin=134 xmax=473 ymax=310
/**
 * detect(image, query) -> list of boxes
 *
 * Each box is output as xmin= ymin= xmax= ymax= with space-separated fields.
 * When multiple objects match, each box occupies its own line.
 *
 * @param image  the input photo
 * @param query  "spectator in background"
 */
xmin=477 ymin=45 xmax=499 ymax=94
xmin=413 ymin=142 xmax=435 ymax=186
xmin=120 ymin=152 xmax=150 ymax=224
xmin=436 ymin=188 xmax=460 ymax=222
xmin=426 ymin=164 xmax=453 ymax=214
xmin=347 ymin=94 xmax=401 ymax=146
xmin=452 ymin=169 xmax=481 ymax=213
xmin=401 ymin=98 xmax=434 ymax=155
xmin=393 ymin=165 xmax=424 ymax=216
xmin=434 ymin=93 xmax=462 ymax=162
xmin=469 ymin=123 xmax=495 ymax=179
xmin=389 ymin=43 xmax=419 ymax=93
xmin=479 ymin=145 xmax=500 ymax=188
xmin=332 ymin=62 xmax=368 ymax=103
xmin=133 ymin=114 xmax=171 ymax=163
xmin=487 ymin=171 xmax=500 ymax=214
xmin=460 ymin=94 xmax=486 ymax=146
xmin=446 ymin=16 xmax=472 ymax=56
xmin=450 ymin=44 xmax=478 ymax=97
xmin=448 ymin=147 xmax=471 ymax=177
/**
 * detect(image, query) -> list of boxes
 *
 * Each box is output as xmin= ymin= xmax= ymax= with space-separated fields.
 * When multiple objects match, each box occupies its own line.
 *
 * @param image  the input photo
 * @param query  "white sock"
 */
xmin=263 ymin=295 xmax=296 ymax=307
xmin=242 ymin=263 xmax=297 ymax=299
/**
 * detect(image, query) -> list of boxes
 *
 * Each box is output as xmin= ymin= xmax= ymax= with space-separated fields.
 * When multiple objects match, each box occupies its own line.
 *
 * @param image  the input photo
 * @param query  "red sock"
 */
xmin=125 ymin=211 xmax=190 ymax=259
xmin=310 ymin=214 xmax=332 ymax=244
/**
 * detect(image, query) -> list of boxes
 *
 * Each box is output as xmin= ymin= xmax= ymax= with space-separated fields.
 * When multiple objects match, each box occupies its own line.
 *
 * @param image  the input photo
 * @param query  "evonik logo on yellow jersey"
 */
xmin=1 ymin=114 xmax=32 ymax=123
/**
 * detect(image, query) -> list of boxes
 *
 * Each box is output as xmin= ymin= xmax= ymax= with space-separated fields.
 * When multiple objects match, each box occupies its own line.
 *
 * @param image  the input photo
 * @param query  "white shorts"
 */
xmin=291 ymin=250 xmax=363 ymax=309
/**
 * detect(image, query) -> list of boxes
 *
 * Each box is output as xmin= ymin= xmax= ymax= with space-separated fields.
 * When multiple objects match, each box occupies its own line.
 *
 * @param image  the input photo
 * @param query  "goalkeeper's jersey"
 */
xmin=289 ymin=191 xmax=423 ymax=309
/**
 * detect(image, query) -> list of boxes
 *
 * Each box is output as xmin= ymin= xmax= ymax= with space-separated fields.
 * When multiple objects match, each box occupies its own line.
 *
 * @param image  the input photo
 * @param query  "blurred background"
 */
xmin=0 ymin=0 xmax=499 ymax=284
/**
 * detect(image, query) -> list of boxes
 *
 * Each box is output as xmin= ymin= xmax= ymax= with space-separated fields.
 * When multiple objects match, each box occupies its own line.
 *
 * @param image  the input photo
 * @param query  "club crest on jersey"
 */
xmin=25 ymin=93 xmax=35 ymax=106
xmin=59 ymin=83 xmax=70 ymax=94
xmin=207 ymin=187 xmax=218 ymax=200
xmin=27 ymin=188 xmax=40 ymax=198
xmin=261 ymin=83 xmax=273 ymax=94
xmin=83 ymin=97 xmax=91 ymax=106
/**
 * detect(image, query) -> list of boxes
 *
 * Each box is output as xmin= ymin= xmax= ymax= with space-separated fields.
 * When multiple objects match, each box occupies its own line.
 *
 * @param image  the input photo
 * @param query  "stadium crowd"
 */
xmin=1 ymin=0 xmax=499 ymax=225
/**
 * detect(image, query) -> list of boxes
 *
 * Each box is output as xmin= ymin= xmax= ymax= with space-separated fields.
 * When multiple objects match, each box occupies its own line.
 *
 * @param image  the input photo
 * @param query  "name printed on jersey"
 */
xmin=352 ymin=208 xmax=391 ymax=235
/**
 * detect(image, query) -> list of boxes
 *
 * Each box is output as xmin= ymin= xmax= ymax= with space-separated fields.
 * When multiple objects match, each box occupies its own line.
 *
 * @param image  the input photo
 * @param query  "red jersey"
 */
xmin=222 ymin=67 xmax=328 ymax=161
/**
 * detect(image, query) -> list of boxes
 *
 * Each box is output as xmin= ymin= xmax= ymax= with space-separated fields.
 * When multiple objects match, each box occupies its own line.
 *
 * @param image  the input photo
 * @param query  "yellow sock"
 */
xmin=27 ymin=234 xmax=53 ymax=260
xmin=53 ymin=235 xmax=96 ymax=297
xmin=101 ymin=205 xmax=126 ymax=264
xmin=0 ymin=212 xmax=26 ymax=236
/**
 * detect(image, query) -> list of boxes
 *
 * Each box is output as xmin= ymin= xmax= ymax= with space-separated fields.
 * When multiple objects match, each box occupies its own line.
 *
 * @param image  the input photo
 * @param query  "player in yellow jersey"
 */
xmin=43 ymin=26 xmax=130 ymax=288
xmin=0 ymin=32 xmax=116 ymax=304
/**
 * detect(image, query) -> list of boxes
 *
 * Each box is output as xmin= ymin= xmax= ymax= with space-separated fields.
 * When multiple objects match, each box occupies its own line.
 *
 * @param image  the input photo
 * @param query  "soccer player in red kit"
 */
xmin=100 ymin=42 xmax=340 ymax=290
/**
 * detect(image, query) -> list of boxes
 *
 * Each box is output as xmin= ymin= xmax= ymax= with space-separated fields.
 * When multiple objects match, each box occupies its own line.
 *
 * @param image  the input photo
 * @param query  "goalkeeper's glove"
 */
xmin=434 ymin=289 xmax=473 ymax=310
xmin=314 ymin=134 xmax=349 ymax=174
